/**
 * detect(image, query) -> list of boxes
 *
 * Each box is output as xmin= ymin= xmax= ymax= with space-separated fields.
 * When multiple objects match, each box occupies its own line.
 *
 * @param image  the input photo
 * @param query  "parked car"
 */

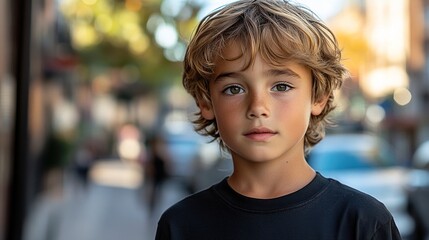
xmin=307 ymin=133 xmax=426 ymax=239
xmin=407 ymin=140 xmax=429 ymax=239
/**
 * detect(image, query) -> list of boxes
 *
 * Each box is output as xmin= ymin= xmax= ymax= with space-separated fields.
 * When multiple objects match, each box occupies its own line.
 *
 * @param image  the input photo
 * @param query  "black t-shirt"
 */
xmin=155 ymin=173 xmax=402 ymax=240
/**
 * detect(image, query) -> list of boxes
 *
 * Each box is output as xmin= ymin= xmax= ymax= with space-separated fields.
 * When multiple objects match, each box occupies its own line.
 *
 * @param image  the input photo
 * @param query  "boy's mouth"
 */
xmin=243 ymin=127 xmax=277 ymax=141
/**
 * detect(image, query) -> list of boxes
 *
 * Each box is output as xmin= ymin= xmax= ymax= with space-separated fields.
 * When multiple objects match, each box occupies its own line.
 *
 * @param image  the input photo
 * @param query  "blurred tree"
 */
xmin=60 ymin=0 xmax=202 ymax=88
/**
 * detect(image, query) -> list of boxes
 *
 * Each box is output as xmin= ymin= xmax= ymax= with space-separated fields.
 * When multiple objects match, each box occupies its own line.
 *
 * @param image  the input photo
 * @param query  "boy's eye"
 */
xmin=271 ymin=83 xmax=291 ymax=92
xmin=223 ymin=85 xmax=244 ymax=95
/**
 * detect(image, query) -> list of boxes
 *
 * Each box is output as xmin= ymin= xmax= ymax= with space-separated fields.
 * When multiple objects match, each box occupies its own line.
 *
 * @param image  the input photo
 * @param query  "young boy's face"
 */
xmin=200 ymin=42 xmax=326 ymax=164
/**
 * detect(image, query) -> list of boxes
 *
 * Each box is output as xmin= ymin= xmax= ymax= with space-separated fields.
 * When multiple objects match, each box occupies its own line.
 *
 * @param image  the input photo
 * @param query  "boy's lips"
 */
xmin=243 ymin=127 xmax=277 ymax=141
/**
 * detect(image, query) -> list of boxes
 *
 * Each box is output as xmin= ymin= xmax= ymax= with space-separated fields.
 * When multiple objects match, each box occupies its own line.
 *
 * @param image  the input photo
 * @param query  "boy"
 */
xmin=155 ymin=0 xmax=401 ymax=239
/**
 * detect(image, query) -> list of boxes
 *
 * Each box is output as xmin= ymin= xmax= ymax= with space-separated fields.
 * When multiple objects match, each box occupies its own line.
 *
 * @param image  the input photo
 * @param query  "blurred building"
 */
xmin=363 ymin=0 xmax=417 ymax=164
xmin=408 ymin=0 xmax=429 ymax=147
xmin=1 ymin=0 xmax=184 ymax=239
xmin=374 ymin=0 xmax=429 ymax=162
xmin=328 ymin=0 xmax=428 ymax=164
xmin=0 ymin=0 xmax=80 ymax=239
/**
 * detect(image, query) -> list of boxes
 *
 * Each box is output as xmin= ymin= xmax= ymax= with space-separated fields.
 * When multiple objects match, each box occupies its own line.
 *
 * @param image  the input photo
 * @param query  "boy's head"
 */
xmin=183 ymin=0 xmax=348 ymax=152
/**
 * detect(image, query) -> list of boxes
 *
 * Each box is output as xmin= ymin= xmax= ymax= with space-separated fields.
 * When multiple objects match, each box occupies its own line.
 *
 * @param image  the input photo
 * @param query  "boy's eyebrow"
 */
xmin=265 ymin=68 xmax=301 ymax=78
xmin=214 ymin=72 xmax=241 ymax=81
xmin=214 ymin=68 xmax=301 ymax=81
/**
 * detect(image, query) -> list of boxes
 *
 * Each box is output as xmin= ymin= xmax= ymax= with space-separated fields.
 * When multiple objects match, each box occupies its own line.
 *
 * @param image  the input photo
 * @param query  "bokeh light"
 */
xmin=393 ymin=87 xmax=412 ymax=106
xmin=366 ymin=104 xmax=386 ymax=124
xmin=155 ymin=23 xmax=178 ymax=48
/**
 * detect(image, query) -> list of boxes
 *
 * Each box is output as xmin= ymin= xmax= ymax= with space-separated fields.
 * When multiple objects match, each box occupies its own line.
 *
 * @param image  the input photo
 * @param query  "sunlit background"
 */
xmin=1 ymin=0 xmax=429 ymax=239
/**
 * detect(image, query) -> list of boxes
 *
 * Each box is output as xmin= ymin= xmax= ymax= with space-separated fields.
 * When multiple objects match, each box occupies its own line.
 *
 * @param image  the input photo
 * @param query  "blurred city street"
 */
xmin=3 ymin=0 xmax=429 ymax=239
xmin=23 ymin=161 xmax=191 ymax=240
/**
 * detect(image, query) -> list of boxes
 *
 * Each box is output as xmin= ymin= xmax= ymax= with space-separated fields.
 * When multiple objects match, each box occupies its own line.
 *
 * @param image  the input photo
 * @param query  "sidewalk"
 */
xmin=23 ymin=164 xmax=189 ymax=240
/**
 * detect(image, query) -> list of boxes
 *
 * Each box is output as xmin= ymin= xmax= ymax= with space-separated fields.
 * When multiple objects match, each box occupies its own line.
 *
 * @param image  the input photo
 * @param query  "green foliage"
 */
xmin=60 ymin=0 xmax=201 ymax=87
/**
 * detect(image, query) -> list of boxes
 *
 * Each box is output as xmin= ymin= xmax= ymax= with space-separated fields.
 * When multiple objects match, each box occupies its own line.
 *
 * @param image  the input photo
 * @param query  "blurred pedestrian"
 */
xmin=145 ymin=134 xmax=171 ymax=214
xmin=155 ymin=1 xmax=401 ymax=239
xmin=72 ymin=139 xmax=96 ymax=188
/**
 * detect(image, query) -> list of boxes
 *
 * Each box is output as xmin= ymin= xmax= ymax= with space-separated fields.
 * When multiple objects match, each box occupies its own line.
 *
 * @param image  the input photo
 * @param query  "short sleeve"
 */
xmin=155 ymin=216 xmax=171 ymax=240
xmin=371 ymin=218 xmax=402 ymax=240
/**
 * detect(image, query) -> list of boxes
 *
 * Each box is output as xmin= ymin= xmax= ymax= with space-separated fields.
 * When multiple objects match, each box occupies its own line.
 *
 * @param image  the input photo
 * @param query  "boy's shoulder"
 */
xmin=324 ymin=176 xmax=393 ymax=219
xmin=322 ymin=177 xmax=401 ymax=239
xmin=159 ymin=180 xmax=224 ymax=221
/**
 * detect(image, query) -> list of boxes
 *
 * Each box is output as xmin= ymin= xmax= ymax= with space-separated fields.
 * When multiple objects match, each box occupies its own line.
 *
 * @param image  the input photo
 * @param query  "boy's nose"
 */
xmin=246 ymin=92 xmax=270 ymax=119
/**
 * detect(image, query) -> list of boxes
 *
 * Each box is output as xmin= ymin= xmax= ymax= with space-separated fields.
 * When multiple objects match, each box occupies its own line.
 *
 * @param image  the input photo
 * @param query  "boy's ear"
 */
xmin=199 ymin=100 xmax=215 ymax=120
xmin=311 ymin=95 xmax=329 ymax=116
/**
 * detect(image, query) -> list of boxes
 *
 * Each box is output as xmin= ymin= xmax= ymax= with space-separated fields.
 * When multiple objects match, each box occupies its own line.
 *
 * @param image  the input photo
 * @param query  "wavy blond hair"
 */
xmin=183 ymin=0 xmax=348 ymax=152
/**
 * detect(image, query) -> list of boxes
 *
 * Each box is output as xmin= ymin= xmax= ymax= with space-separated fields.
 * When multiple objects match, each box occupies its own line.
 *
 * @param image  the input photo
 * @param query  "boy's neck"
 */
xmin=227 ymin=157 xmax=315 ymax=199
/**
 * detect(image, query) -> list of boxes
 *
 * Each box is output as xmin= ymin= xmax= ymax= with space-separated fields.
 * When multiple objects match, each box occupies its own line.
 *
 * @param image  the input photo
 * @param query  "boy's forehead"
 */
xmin=214 ymin=40 xmax=304 ymax=73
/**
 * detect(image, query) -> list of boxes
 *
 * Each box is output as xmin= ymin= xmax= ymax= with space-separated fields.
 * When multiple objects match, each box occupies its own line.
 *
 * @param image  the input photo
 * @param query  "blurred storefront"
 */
xmin=1 ymin=0 xmax=80 ymax=239
xmin=1 ymin=0 xmax=201 ymax=239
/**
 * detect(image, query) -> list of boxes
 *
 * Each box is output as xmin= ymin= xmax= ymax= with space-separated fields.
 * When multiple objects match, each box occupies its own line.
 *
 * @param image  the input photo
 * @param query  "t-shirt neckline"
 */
xmin=212 ymin=172 xmax=330 ymax=213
